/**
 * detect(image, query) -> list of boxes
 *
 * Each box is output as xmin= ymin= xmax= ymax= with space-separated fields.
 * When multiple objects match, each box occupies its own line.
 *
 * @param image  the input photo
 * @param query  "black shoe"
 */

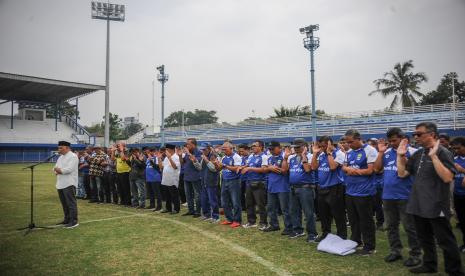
xmin=409 ymin=266 xmax=437 ymax=274
xmin=170 ymin=211 xmax=179 ymax=215
xmin=160 ymin=210 xmax=170 ymax=213
xmin=356 ymin=248 xmax=376 ymax=256
xmin=182 ymin=212 xmax=194 ymax=216
xmin=314 ymin=233 xmax=328 ymax=243
xmin=56 ymin=220 xmax=69 ymax=225
xmin=192 ymin=214 xmax=201 ymax=218
xmin=64 ymin=221 xmax=79 ymax=229
xmin=263 ymin=226 xmax=280 ymax=232
xmin=403 ymin=257 xmax=421 ymax=267
xmin=281 ymin=229 xmax=293 ymax=236
xmin=289 ymin=232 xmax=305 ymax=239
xmin=147 ymin=206 xmax=155 ymax=210
xmin=384 ymin=253 xmax=402 ymax=263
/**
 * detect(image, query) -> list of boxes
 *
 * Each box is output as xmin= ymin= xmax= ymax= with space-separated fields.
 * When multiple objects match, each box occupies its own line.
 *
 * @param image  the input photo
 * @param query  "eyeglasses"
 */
xmin=412 ymin=131 xmax=432 ymax=138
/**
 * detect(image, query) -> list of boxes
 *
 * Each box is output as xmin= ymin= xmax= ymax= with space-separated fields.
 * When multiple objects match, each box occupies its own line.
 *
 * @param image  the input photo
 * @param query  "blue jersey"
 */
xmin=246 ymin=153 xmax=268 ymax=182
xmin=344 ymin=144 xmax=378 ymax=197
xmin=240 ymin=155 xmax=251 ymax=182
xmin=267 ymin=154 xmax=290 ymax=193
xmin=146 ymin=157 xmax=162 ymax=182
xmin=288 ymin=153 xmax=317 ymax=185
xmin=317 ymin=149 xmax=345 ymax=189
xmin=454 ymin=156 xmax=465 ymax=196
xmin=382 ymin=147 xmax=415 ymax=200
xmin=221 ymin=153 xmax=242 ymax=180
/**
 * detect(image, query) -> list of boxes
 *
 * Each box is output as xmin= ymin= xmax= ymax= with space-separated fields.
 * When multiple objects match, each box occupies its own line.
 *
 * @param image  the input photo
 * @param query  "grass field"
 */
xmin=0 ymin=163 xmax=461 ymax=275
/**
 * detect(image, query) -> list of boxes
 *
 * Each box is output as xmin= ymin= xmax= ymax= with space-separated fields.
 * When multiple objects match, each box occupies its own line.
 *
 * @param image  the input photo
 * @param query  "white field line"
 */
xmin=0 ymin=200 xmax=292 ymax=276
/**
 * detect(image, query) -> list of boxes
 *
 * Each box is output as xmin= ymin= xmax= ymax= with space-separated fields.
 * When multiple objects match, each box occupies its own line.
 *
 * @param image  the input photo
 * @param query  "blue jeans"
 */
xmin=77 ymin=174 xmax=86 ymax=198
xmin=221 ymin=178 xmax=242 ymax=223
xmin=289 ymin=186 xmax=318 ymax=238
xmin=201 ymin=184 xmax=220 ymax=219
xmin=184 ymin=180 xmax=202 ymax=214
xmin=130 ymin=178 xmax=146 ymax=207
xmin=90 ymin=175 xmax=103 ymax=201
xmin=267 ymin=192 xmax=292 ymax=231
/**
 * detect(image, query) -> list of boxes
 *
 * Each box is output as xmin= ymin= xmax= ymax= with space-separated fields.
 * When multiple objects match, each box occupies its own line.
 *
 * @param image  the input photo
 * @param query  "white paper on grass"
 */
xmin=316 ymin=233 xmax=358 ymax=256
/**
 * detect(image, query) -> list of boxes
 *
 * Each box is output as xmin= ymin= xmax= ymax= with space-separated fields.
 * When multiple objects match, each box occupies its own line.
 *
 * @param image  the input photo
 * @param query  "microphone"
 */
xmin=45 ymin=153 xmax=59 ymax=162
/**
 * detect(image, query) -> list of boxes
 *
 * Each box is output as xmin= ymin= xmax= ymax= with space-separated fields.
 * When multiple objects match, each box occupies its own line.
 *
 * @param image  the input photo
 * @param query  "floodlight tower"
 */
xmin=157 ymin=65 xmax=169 ymax=146
xmin=91 ymin=1 xmax=125 ymax=147
xmin=300 ymin=24 xmax=320 ymax=143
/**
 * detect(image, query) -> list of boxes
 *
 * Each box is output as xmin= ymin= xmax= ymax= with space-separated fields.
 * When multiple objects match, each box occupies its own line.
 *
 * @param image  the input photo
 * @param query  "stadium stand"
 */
xmin=132 ymin=102 xmax=465 ymax=146
xmin=0 ymin=72 xmax=104 ymax=163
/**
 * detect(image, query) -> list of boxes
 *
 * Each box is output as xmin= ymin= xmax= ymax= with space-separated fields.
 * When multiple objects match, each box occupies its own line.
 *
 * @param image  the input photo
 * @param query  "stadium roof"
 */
xmin=0 ymin=72 xmax=105 ymax=103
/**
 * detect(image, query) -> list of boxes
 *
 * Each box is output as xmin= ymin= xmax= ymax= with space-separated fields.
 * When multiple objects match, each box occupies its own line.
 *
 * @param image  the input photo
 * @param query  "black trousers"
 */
xmin=414 ymin=215 xmax=464 ymax=275
xmin=318 ymin=184 xmax=347 ymax=239
xmin=373 ymin=187 xmax=385 ymax=227
xmin=346 ymin=194 xmax=376 ymax=250
xmin=103 ymin=172 xmax=119 ymax=203
xmin=83 ymin=174 xmax=91 ymax=199
xmin=454 ymin=194 xmax=465 ymax=245
xmin=245 ymin=181 xmax=267 ymax=225
xmin=383 ymin=199 xmax=421 ymax=257
xmin=241 ymin=180 xmax=247 ymax=211
xmin=117 ymin=172 xmax=131 ymax=206
xmin=162 ymin=185 xmax=180 ymax=212
xmin=58 ymin=186 xmax=78 ymax=223
xmin=178 ymin=174 xmax=186 ymax=204
xmin=147 ymin=181 xmax=163 ymax=209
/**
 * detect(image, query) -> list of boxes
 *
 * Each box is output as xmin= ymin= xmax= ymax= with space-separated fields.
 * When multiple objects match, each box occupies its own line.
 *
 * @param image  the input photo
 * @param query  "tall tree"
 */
xmin=369 ymin=60 xmax=428 ymax=109
xmin=86 ymin=112 xmax=122 ymax=141
xmin=164 ymin=109 xmax=218 ymax=127
xmin=271 ymin=105 xmax=325 ymax=118
xmin=420 ymin=72 xmax=465 ymax=105
xmin=122 ymin=122 xmax=144 ymax=139
xmin=46 ymin=101 xmax=78 ymax=119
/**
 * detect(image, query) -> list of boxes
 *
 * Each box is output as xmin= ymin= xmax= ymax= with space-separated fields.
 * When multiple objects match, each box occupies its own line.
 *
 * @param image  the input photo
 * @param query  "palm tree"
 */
xmin=272 ymin=105 xmax=301 ymax=118
xmin=369 ymin=60 xmax=428 ymax=109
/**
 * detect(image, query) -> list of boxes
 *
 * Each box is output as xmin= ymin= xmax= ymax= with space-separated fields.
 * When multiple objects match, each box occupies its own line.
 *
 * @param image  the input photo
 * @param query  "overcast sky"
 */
xmin=1 ymin=0 xmax=464 ymax=127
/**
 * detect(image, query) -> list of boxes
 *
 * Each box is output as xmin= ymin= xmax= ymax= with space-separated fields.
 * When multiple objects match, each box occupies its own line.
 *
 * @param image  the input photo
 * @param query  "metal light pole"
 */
xmin=157 ymin=65 xmax=169 ymax=146
xmin=152 ymin=80 xmax=155 ymax=134
xmin=91 ymin=1 xmax=125 ymax=147
xmin=452 ymin=76 xmax=457 ymax=130
xmin=300 ymin=24 xmax=320 ymax=143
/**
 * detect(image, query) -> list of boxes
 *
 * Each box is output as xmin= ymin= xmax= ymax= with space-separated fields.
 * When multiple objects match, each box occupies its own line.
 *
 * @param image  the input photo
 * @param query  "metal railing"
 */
xmin=63 ymin=115 xmax=95 ymax=145
xmin=134 ymin=102 xmax=465 ymax=144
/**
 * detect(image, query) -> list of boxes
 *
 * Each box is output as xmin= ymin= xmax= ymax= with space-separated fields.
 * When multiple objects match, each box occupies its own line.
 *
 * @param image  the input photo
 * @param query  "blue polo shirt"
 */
xmin=146 ymin=157 xmax=162 ymax=182
xmin=79 ymin=156 xmax=89 ymax=174
xmin=454 ymin=156 xmax=465 ymax=196
xmin=382 ymin=147 xmax=416 ymax=200
xmin=317 ymin=149 xmax=345 ymax=189
xmin=267 ymin=154 xmax=290 ymax=193
xmin=246 ymin=152 xmax=268 ymax=182
xmin=182 ymin=149 xmax=202 ymax=182
xmin=222 ymin=152 xmax=242 ymax=180
xmin=344 ymin=144 xmax=378 ymax=197
xmin=288 ymin=153 xmax=317 ymax=185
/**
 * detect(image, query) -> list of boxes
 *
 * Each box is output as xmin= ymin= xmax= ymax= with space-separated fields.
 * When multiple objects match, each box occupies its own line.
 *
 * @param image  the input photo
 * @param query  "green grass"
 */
xmin=0 ymin=163 xmax=460 ymax=275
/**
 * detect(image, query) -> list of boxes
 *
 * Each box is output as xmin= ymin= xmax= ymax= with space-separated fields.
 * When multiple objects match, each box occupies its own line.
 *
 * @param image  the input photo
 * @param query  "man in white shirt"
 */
xmin=53 ymin=141 xmax=79 ymax=229
xmin=160 ymin=144 xmax=181 ymax=214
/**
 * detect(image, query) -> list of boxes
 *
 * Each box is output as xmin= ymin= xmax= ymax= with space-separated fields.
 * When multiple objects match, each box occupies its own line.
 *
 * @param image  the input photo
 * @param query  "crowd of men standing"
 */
xmin=73 ymin=121 xmax=465 ymax=275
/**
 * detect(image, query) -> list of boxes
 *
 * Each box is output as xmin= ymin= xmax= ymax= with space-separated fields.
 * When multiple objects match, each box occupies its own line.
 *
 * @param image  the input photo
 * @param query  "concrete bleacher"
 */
xmin=133 ymin=102 xmax=465 ymax=145
xmin=0 ymin=116 xmax=78 ymax=144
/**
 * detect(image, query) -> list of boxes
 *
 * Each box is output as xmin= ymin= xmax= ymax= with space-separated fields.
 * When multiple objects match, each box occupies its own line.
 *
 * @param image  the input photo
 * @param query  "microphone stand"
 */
xmin=17 ymin=154 xmax=58 ymax=235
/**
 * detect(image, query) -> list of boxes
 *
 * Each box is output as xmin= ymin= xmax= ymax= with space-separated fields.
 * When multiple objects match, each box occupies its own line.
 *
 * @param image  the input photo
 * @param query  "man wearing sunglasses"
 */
xmin=397 ymin=122 xmax=463 ymax=275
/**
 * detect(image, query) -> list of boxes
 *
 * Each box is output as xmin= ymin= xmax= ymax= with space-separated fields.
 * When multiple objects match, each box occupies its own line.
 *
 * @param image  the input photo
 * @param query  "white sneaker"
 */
xmin=210 ymin=218 xmax=220 ymax=224
xmin=242 ymin=223 xmax=257 ymax=228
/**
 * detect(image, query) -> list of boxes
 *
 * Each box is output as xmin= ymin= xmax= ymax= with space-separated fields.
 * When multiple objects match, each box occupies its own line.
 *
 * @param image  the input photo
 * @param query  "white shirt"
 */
xmin=54 ymin=151 xmax=79 ymax=189
xmin=161 ymin=154 xmax=181 ymax=187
